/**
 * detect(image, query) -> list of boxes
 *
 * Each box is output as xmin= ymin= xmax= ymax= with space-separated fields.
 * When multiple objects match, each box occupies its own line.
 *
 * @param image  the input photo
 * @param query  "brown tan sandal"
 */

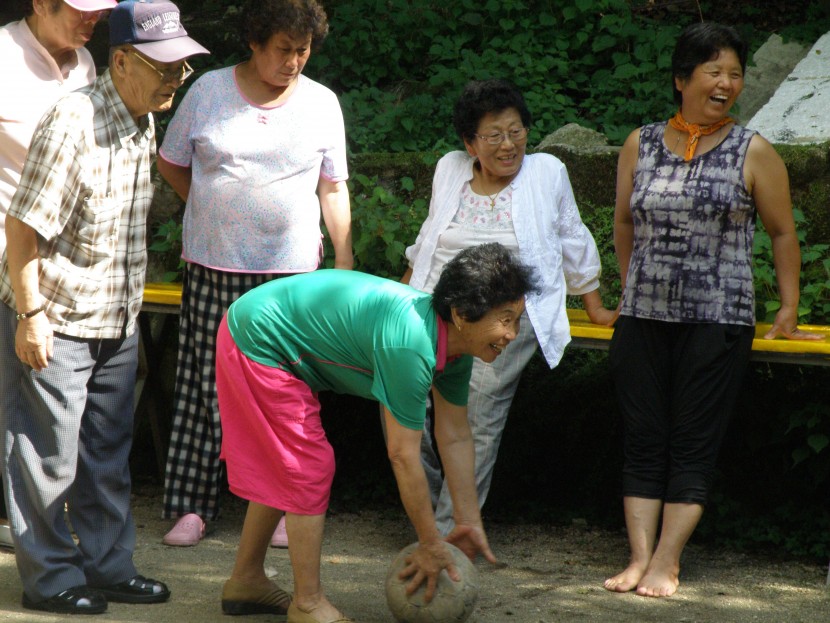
xmin=221 ymin=577 xmax=291 ymax=618
xmin=287 ymin=602 xmax=354 ymax=623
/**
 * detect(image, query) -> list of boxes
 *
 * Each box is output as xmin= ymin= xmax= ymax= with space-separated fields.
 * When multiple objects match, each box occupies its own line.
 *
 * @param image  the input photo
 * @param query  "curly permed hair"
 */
xmin=238 ymin=0 xmax=329 ymax=51
xmin=432 ymin=243 xmax=536 ymax=322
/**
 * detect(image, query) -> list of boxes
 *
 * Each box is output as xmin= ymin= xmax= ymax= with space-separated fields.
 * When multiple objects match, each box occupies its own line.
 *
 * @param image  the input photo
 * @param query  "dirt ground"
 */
xmin=0 ymin=483 xmax=828 ymax=623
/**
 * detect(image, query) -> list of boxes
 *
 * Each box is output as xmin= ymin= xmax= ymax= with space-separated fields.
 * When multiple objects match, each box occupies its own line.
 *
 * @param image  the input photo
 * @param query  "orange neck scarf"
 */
xmin=668 ymin=110 xmax=733 ymax=161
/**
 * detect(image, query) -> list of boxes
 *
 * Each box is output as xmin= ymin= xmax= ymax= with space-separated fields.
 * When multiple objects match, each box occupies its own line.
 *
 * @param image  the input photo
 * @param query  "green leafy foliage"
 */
xmin=311 ymin=0 xmax=684 ymax=151
xmin=569 ymin=202 xmax=620 ymax=308
xmin=699 ymin=493 xmax=830 ymax=558
xmin=147 ymin=218 xmax=184 ymax=282
xmin=752 ymin=208 xmax=830 ymax=324
xmin=325 ymin=173 xmax=429 ymax=278
xmin=788 ymin=403 xmax=830 ymax=468
xmin=169 ymin=0 xmax=830 ymax=154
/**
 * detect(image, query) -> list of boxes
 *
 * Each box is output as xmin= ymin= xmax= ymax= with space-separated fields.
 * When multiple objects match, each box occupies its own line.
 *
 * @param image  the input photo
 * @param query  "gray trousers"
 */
xmin=0 ymin=303 xmax=138 ymax=600
xmin=422 ymin=310 xmax=539 ymax=535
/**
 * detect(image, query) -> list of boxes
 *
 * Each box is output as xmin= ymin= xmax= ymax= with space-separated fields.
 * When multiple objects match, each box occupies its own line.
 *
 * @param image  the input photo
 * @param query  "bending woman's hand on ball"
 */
xmin=446 ymin=522 xmax=497 ymax=564
xmin=399 ymin=540 xmax=459 ymax=603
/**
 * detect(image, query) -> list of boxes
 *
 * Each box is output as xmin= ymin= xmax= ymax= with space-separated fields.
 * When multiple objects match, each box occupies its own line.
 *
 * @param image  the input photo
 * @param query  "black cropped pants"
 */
xmin=609 ymin=316 xmax=754 ymax=505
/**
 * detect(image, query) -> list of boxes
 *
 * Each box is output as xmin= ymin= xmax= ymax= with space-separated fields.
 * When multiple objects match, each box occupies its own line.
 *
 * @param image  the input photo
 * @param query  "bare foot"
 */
xmin=635 ymin=558 xmax=680 ymax=597
xmin=603 ymin=561 xmax=648 ymax=593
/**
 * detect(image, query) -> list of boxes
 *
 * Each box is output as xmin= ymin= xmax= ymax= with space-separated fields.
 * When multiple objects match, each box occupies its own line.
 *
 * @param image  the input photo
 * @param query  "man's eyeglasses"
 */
xmin=475 ymin=127 xmax=529 ymax=146
xmin=129 ymin=49 xmax=194 ymax=84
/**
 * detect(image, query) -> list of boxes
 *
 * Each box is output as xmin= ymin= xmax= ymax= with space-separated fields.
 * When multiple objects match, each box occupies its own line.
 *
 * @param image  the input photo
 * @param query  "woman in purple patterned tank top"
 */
xmin=604 ymin=22 xmax=821 ymax=599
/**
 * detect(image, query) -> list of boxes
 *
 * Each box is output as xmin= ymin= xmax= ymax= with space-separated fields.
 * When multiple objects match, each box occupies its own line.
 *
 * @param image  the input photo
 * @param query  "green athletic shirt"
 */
xmin=225 ymin=270 xmax=473 ymax=430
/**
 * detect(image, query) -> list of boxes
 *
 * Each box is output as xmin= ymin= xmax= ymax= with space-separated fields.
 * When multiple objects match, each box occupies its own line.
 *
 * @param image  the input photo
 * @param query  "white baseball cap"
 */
xmin=63 ymin=0 xmax=119 ymax=11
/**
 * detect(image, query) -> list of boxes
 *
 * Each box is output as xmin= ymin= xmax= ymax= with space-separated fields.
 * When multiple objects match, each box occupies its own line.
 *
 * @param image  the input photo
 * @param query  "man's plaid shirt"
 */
xmin=0 ymin=69 xmax=155 ymax=339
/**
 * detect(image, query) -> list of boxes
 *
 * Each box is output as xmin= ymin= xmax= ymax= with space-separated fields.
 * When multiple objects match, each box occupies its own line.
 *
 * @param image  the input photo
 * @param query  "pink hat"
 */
xmin=63 ymin=0 xmax=118 ymax=9
xmin=109 ymin=0 xmax=209 ymax=63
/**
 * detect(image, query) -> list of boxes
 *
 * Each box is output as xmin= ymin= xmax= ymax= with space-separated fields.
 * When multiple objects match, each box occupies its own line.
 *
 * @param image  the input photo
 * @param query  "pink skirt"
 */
xmin=216 ymin=317 xmax=335 ymax=515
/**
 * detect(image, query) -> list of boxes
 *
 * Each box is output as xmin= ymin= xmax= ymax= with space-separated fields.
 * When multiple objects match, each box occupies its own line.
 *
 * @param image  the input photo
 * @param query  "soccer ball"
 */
xmin=384 ymin=541 xmax=479 ymax=623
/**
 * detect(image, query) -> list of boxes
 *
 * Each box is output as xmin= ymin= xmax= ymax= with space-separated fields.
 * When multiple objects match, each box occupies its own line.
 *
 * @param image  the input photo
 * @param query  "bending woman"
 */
xmin=217 ymin=243 xmax=534 ymax=622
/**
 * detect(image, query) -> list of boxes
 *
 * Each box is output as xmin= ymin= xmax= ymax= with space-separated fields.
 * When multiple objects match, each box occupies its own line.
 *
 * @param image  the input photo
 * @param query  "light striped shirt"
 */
xmin=0 ymin=69 xmax=156 ymax=339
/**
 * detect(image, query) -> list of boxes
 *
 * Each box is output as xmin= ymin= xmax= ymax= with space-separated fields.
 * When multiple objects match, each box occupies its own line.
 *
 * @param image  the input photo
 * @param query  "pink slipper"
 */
xmin=270 ymin=516 xmax=288 ymax=548
xmin=162 ymin=513 xmax=205 ymax=546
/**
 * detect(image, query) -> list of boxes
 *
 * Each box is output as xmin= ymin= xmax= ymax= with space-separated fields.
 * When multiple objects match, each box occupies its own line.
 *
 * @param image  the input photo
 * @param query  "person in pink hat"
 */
xmin=0 ymin=0 xmax=207 ymax=614
xmin=0 ymin=0 xmax=116 ymax=256
xmin=0 ymin=0 xmax=118 ymax=553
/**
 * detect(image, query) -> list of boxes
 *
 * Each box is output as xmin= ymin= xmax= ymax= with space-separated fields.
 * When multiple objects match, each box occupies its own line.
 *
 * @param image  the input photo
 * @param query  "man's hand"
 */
xmin=15 ymin=312 xmax=53 ymax=371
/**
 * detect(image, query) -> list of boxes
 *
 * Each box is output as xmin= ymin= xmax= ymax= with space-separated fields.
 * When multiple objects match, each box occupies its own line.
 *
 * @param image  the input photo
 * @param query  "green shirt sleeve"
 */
xmin=433 ymin=355 xmax=473 ymax=406
xmin=372 ymin=347 xmax=435 ymax=430
xmin=372 ymin=351 xmax=473 ymax=429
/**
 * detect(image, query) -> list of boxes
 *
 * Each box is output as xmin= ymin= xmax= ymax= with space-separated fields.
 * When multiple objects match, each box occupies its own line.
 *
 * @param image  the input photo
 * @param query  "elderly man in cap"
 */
xmin=0 ymin=0 xmax=208 ymax=614
xmin=0 ymin=0 xmax=117 ymax=551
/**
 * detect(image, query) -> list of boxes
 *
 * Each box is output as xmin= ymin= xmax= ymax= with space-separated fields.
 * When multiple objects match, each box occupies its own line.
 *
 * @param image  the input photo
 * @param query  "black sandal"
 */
xmin=96 ymin=574 xmax=170 ymax=604
xmin=22 ymin=585 xmax=107 ymax=614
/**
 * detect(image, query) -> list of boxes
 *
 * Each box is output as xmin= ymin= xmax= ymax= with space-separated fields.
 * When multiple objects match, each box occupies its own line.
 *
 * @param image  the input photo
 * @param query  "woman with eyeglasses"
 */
xmin=155 ymin=0 xmax=352 ymax=553
xmin=403 ymin=79 xmax=615 ymax=536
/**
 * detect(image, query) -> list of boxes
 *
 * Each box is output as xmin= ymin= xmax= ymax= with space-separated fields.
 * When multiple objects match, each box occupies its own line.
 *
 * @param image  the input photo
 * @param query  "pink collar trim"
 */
xmin=436 ymin=315 xmax=448 ymax=372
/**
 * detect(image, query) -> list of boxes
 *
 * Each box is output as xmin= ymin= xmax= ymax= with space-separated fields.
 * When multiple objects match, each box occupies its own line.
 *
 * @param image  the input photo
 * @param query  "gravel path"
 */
xmin=1 ymin=485 xmax=828 ymax=622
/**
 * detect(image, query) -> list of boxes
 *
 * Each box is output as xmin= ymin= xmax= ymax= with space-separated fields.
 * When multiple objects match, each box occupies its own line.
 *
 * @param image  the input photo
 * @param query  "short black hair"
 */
xmin=452 ymin=79 xmax=532 ymax=144
xmin=432 ymin=243 xmax=536 ymax=322
xmin=238 ymin=0 xmax=329 ymax=51
xmin=671 ymin=22 xmax=748 ymax=106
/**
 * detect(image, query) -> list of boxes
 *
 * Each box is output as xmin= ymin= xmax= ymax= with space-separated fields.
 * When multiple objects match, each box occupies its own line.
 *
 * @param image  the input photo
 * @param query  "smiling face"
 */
xmin=249 ymin=31 xmax=312 ymax=92
xmin=675 ymin=48 xmax=744 ymax=125
xmin=463 ymin=107 xmax=527 ymax=183
xmin=452 ymin=299 xmax=525 ymax=364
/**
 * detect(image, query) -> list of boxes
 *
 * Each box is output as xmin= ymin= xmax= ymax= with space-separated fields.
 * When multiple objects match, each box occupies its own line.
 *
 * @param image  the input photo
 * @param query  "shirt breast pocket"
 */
xmin=76 ymin=196 xmax=121 ymax=245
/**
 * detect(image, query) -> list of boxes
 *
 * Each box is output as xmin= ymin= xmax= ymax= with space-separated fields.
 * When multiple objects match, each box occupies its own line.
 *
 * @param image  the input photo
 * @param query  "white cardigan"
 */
xmin=406 ymin=151 xmax=602 ymax=368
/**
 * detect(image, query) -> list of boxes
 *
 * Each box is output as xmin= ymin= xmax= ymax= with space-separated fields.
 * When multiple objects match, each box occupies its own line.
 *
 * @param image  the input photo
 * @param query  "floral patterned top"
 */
xmin=160 ymin=67 xmax=348 ymax=273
